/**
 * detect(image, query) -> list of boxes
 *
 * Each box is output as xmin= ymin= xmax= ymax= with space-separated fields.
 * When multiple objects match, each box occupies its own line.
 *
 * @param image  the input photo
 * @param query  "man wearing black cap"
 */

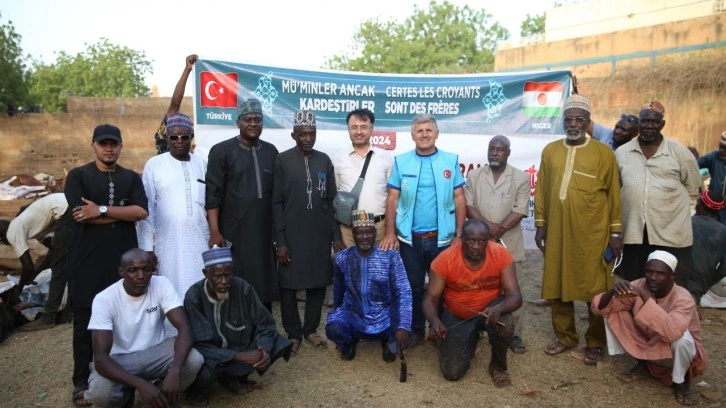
xmin=65 ymin=124 xmax=148 ymax=407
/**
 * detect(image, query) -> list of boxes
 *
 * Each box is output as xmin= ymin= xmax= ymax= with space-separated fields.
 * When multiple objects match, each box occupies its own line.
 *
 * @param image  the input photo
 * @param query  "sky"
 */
xmin=1 ymin=0 xmax=556 ymax=96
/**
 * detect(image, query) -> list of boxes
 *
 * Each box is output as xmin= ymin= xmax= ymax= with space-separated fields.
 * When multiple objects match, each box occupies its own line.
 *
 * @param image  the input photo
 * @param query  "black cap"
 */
xmin=92 ymin=124 xmax=122 ymax=143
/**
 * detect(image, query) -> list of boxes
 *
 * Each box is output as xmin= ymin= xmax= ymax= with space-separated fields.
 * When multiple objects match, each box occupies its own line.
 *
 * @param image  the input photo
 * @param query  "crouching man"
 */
xmin=423 ymin=219 xmax=522 ymax=387
xmin=184 ymin=246 xmax=292 ymax=404
xmin=591 ymin=250 xmax=708 ymax=406
xmin=85 ymin=248 xmax=203 ymax=407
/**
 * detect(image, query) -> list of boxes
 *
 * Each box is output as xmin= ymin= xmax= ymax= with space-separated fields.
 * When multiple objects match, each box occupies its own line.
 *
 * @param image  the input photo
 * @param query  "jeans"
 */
xmin=399 ymin=236 xmax=447 ymax=336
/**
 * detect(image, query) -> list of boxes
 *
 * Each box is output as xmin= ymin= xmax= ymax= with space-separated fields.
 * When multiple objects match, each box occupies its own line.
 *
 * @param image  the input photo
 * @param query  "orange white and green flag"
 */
xmin=522 ymin=82 xmax=563 ymax=117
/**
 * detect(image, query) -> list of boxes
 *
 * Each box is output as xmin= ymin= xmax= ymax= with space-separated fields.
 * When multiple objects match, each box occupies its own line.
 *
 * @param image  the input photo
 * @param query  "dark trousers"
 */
xmin=326 ymin=320 xmax=393 ymax=353
xmin=280 ymin=287 xmax=326 ymax=340
xmin=438 ymin=309 xmax=513 ymax=381
xmin=618 ymin=226 xmax=692 ymax=287
xmin=72 ymin=307 xmax=92 ymax=389
xmin=42 ymin=211 xmax=72 ymax=322
xmin=399 ymin=236 xmax=447 ymax=336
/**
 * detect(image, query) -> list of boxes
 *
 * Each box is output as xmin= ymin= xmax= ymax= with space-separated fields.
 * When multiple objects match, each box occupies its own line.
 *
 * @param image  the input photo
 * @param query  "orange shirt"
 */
xmin=430 ymin=241 xmax=513 ymax=320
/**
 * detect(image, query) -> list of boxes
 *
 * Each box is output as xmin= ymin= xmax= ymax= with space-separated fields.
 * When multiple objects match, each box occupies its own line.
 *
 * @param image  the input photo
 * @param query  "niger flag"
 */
xmin=522 ymin=82 xmax=563 ymax=117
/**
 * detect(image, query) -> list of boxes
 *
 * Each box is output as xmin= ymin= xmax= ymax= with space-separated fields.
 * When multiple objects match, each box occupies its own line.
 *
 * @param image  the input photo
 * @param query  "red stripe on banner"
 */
xmin=523 ymin=81 xmax=563 ymax=92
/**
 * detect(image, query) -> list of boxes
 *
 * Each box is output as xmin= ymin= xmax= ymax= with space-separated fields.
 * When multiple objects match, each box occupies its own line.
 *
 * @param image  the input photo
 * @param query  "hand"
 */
xmin=73 ymin=198 xmax=99 ymax=223
xmin=451 ymin=235 xmax=461 ymax=247
xmin=535 ymin=227 xmax=547 ymax=254
xmin=252 ymin=347 xmax=270 ymax=371
xmin=159 ymin=369 xmax=182 ymax=404
xmin=426 ymin=319 xmax=447 ymax=341
xmin=486 ymin=221 xmax=504 ymax=240
xmin=608 ymin=235 xmax=624 ymax=256
xmin=482 ymin=305 xmax=502 ymax=326
xmin=395 ymin=329 xmax=409 ymax=353
xmin=137 ymin=380 xmax=169 ymax=408
xmin=208 ymin=230 xmax=225 ymax=248
xmin=332 ymin=240 xmax=346 ymax=253
xmin=379 ymin=233 xmax=399 ymax=251
xmin=276 ymin=246 xmax=291 ymax=265
xmin=185 ymin=54 xmax=198 ymax=70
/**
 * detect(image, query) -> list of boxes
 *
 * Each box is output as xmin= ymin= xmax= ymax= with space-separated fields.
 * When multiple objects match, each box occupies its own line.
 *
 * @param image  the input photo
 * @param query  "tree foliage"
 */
xmin=29 ymin=38 xmax=152 ymax=112
xmin=325 ymin=0 xmax=509 ymax=74
xmin=0 ymin=13 xmax=30 ymax=109
xmin=520 ymin=13 xmax=545 ymax=37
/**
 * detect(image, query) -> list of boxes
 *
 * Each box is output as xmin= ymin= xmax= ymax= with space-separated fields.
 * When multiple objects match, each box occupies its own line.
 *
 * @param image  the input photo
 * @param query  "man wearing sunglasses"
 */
xmin=137 ymin=113 xmax=209 ymax=337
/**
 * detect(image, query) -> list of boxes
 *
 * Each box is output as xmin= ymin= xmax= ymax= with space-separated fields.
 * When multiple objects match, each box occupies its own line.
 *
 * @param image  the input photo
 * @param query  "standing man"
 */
xmin=587 ymin=113 xmax=639 ymax=151
xmin=326 ymin=210 xmax=412 ymax=362
xmin=616 ymin=102 xmax=701 ymax=286
xmin=137 ymin=112 xmax=208 ymax=331
xmin=0 ymin=193 xmax=71 ymax=331
xmin=273 ymin=110 xmax=344 ymax=353
xmin=464 ymin=135 xmax=530 ymax=353
xmin=534 ymin=95 xmax=622 ymax=366
xmin=424 ymin=219 xmax=522 ymax=386
xmin=206 ymin=98 xmax=279 ymax=311
xmin=65 ymin=124 xmax=148 ymax=406
xmin=697 ymin=131 xmax=726 ymax=225
xmin=591 ymin=251 xmax=707 ymax=406
xmin=380 ymin=114 xmax=466 ymax=347
xmin=85 ymin=249 xmax=203 ymax=408
xmin=333 ymin=108 xmax=393 ymax=246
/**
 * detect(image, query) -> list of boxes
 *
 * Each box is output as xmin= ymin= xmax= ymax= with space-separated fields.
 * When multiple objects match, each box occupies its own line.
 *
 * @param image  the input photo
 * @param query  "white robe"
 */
xmin=137 ymin=153 xmax=209 ymax=316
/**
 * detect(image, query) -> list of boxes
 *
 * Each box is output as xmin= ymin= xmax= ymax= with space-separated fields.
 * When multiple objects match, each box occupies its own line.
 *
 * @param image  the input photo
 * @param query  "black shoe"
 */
xmin=381 ymin=340 xmax=396 ymax=363
xmin=408 ymin=332 xmax=424 ymax=349
xmin=340 ymin=339 xmax=359 ymax=361
xmin=510 ymin=336 xmax=527 ymax=354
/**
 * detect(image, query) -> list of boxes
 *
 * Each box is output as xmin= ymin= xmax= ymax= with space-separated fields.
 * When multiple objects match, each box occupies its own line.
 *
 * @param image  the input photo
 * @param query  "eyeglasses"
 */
xmin=564 ymin=116 xmax=588 ymax=125
xmin=168 ymin=134 xmax=192 ymax=141
xmin=349 ymin=125 xmax=370 ymax=132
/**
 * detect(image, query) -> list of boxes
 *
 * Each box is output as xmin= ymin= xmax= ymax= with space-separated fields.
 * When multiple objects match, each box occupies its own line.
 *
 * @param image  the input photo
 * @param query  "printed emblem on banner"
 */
xmin=254 ymin=71 xmax=278 ymax=114
xmin=522 ymin=82 xmax=563 ymax=117
xmin=481 ymin=80 xmax=508 ymax=124
xmin=443 ymin=169 xmax=452 ymax=179
xmin=200 ymin=72 xmax=239 ymax=108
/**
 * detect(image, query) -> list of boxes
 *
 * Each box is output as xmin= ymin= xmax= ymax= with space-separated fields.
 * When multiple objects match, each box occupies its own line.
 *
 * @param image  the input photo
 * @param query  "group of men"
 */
xmin=2 ymin=54 xmax=722 ymax=407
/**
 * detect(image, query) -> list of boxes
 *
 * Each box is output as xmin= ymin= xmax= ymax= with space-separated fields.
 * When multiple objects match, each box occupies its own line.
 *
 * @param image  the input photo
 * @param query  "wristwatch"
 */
xmin=99 ymin=205 xmax=108 ymax=217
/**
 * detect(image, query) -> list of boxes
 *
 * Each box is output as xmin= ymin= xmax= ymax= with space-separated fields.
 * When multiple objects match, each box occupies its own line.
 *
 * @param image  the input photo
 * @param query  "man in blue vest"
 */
xmin=380 ymin=114 xmax=466 ymax=347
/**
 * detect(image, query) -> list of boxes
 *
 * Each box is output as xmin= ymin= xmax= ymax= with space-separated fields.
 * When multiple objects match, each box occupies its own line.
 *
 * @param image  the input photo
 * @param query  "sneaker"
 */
xmin=340 ymin=339 xmax=359 ymax=361
xmin=381 ymin=340 xmax=396 ymax=363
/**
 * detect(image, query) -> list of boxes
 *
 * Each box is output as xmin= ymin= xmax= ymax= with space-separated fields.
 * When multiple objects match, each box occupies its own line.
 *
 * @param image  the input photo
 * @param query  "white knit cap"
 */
xmin=647 ymin=250 xmax=678 ymax=273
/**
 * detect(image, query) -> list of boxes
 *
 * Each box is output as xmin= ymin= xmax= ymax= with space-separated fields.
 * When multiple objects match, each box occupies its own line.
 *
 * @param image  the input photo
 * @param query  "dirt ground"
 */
xmin=0 ymin=250 xmax=723 ymax=407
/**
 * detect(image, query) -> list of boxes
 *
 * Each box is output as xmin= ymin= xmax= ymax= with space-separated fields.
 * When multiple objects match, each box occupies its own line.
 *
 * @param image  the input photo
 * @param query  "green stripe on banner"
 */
xmin=522 ymin=106 xmax=561 ymax=117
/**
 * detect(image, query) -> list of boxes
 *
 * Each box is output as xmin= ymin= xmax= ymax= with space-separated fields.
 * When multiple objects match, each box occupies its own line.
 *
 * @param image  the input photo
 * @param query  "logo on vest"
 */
xmin=443 ymin=169 xmax=451 ymax=179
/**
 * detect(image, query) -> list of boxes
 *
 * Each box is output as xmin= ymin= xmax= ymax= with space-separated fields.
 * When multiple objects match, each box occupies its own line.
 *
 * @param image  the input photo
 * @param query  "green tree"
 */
xmin=29 ymin=38 xmax=152 ymax=112
xmin=326 ymin=0 xmax=509 ymax=74
xmin=520 ymin=13 xmax=545 ymax=37
xmin=0 ymin=13 xmax=30 ymax=110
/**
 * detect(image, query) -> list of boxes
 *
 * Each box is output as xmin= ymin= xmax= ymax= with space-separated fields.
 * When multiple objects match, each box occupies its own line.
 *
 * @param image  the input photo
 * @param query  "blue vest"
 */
xmin=393 ymin=150 xmax=460 ymax=247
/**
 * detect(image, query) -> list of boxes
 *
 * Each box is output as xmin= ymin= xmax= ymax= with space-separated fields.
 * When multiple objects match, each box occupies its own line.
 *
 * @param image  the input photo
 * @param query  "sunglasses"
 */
xmin=168 ymin=134 xmax=192 ymax=141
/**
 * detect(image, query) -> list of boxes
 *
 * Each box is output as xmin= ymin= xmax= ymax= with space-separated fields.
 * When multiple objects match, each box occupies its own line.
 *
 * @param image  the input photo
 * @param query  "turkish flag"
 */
xmin=200 ymin=72 xmax=238 ymax=108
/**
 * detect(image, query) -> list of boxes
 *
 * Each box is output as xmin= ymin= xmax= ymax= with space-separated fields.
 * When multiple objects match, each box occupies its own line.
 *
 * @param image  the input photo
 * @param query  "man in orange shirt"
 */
xmin=423 ymin=219 xmax=522 ymax=387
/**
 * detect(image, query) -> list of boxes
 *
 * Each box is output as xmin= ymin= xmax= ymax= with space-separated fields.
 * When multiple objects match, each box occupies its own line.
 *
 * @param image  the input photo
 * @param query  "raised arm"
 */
xmin=167 ymin=54 xmax=198 ymax=116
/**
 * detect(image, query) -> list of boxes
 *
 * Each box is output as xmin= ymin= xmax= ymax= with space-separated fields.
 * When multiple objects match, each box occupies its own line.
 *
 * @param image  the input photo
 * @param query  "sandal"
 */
xmin=290 ymin=338 xmax=301 ymax=355
xmin=617 ymin=361 xmax=650 ymax=383
xmin=305 ymin=333 xmax=328 ymax=350
xmin=488 ymin=367 xmax=512 ymax=388
xmin=674 ymin=389 xmax=698 ymax=406
xmin=72 ymin=387 xmax=92 ymax=407
xmin=544 ymin=340 xmax=572 ymax=356
xmin=583 ymin=346 xmax=604 ymax=366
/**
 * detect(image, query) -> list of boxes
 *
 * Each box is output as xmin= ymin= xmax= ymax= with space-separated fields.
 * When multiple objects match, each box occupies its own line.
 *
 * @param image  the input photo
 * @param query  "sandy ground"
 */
xmin=0 ymin=250 xmax=724 ymax=407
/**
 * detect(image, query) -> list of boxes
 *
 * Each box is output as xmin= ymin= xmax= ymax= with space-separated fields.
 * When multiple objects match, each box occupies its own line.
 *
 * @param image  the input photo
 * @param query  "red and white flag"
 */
xmin=200 ymin=72 xmax=238 ymax=108
xmin=522 ymin=82 xmax=563 ymax=117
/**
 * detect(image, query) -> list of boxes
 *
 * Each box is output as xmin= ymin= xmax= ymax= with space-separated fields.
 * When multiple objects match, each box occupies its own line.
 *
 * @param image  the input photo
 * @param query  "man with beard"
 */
xmin=464 ymin=135 xmax=530 ymax=353
xmin=65 ymin=124 xmax=148 ymax=406
xmin=697 ymin=131 xmax=726 ymax=225
xmin=587 ymin=113 xmax=639 ymax=151
xmin=616 ymin=102 xmax=701 ymax=286
xmin=273 ymin=110 xmax=344 ymax=354
xmin=206 ymin=99 xmax=279 ymax=311
xmin=137 ymin=113 xmax=208 ymax=337
xmin=534 ymin=95 xmax=622 ymax=366
xmin=184 ymin=246 xmax=292 ymax=404
xmin=592 ymin=251 xmax=707 ymax=406
xmin=326 ymin=210 xmax=412 ymax=362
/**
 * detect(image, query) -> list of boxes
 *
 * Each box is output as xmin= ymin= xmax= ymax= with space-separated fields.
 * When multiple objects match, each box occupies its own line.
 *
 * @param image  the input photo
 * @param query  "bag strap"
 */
xmin=358 ymin=150 xmax=374 ymax=179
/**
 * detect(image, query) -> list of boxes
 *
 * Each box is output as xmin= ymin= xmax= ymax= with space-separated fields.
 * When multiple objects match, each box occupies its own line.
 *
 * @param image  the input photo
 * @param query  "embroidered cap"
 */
xmin=165 ymin=113 xmax=193 ymax=132
xmin=700 ymin=190 xmax=724 ymax=211
xmin=237 ymin=98 xmax=263 ymax=120
xmin=720 ymin=130 xmax=726 ymax=146
xmin=293 ymin=110 xmax=316 ymax=128
xmin=646 ymin=250 xmax=678 ymax=273
xmin=563 ymin=95 xmax=591 ymax=113
xmin=640 ymin=101 xmax=665 ymax=116
xmin=352 ymin=210 xmax=375 ymax=228
xmin=202 ymin=245 xmax=233 ymax=268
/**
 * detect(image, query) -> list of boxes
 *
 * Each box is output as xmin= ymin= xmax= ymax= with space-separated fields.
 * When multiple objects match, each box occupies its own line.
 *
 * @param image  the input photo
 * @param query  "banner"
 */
xmin=193 ymin=60 xmax=573 ymax=249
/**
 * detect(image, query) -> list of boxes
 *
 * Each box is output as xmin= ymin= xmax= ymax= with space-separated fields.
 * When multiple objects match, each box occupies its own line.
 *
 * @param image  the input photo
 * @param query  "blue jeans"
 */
xmin=399 ymin=236 xmax=447 ymax=335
